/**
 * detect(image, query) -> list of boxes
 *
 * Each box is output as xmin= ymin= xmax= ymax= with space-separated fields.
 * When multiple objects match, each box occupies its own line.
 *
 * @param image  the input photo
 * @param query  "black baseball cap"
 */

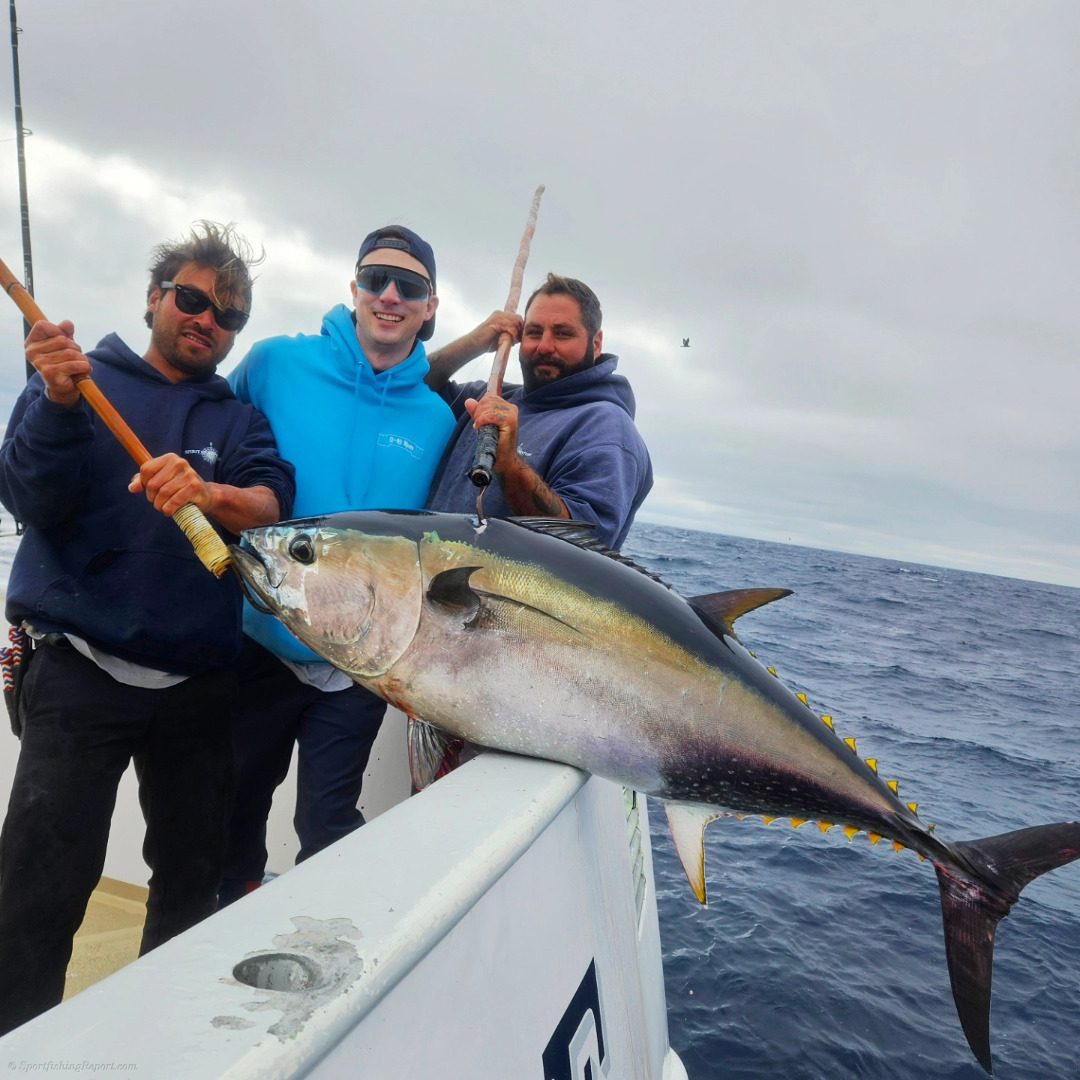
xmin=356 ymin=226 xmax=437 ymax=341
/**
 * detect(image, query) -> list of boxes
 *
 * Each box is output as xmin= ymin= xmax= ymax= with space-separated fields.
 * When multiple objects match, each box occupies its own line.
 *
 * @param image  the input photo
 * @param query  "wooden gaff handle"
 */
xmin=0 ymin=256 xmax=232 ymax=576
xmin=467 ymin=184 xmax=545 ymax=489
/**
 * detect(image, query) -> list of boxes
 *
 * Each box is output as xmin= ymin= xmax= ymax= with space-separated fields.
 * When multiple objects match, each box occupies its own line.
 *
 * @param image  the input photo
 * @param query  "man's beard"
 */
xmin=521 ymin=341 xmax=595 ymax=394
xmin=154 ymin=325 xmax=229 ymax=377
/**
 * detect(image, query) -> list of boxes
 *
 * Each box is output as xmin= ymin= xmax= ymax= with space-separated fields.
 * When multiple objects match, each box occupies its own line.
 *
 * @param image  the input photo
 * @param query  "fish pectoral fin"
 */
xmin=426 ymin=566 xmax=483 ymax=625
xmin=688 ymin=587 xmax=793 ymax=639
xmin=407 ymin=716 xmax=462 ymax=790
xmin=427 ymin=565 xmax=583 ymax=639
xmin=663 ymin=801 xmax=723 ymax=906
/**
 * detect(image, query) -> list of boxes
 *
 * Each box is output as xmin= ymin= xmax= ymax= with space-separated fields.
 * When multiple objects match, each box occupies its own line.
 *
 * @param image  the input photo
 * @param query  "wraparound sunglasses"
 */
xmin=160 ymin=281 xmax=250 ymax=332
xmin=354 ymin=264 xmax=432 ymax=302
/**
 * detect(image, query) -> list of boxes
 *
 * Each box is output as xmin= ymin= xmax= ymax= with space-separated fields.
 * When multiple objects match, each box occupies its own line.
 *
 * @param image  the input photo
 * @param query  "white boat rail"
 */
xmin=0 ymin=751 xmax=687 ymax=1080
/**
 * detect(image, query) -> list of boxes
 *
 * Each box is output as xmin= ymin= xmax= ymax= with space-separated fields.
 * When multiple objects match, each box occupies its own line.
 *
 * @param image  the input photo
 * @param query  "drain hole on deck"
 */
xmin=233 ymin=952 xmax=324 ymax=992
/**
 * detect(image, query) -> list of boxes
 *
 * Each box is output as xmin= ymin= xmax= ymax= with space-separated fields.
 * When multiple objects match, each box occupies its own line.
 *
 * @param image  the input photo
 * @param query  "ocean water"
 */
xmin=621 ymin=523 xmax=1080 ymax=1080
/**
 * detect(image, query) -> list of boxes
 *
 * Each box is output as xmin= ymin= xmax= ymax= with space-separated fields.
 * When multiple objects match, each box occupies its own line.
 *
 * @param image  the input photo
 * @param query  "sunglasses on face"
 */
xmin=159 ymin=281 xmax=250 ymax=332
xmin=354 ymin=264 xmax=432 ymax=302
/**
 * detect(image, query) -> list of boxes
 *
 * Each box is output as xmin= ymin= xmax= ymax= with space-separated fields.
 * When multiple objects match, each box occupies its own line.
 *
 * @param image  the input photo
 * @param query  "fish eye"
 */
xmin=288 ymin=534 xmax=315 ymax=564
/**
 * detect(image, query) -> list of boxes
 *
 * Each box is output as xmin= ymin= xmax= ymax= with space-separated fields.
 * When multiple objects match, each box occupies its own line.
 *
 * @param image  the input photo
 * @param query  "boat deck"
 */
xmin=65 ymin=877 xmax=147 ymax=1000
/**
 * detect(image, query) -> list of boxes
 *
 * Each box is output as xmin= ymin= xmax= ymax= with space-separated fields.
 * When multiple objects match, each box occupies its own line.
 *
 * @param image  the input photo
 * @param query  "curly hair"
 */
xmin=144 ymin=221 xmax=263 ymax=329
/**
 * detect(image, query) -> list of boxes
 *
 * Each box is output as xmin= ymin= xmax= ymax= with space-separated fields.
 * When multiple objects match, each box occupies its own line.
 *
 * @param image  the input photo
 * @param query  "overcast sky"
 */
xmin=0 ymin=1 xmax=1076 ymax=586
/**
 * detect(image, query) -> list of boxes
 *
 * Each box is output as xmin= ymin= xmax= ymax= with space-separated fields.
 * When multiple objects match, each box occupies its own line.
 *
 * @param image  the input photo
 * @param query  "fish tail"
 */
xmin=934 ymin=822 xmax=1080 ymax=1074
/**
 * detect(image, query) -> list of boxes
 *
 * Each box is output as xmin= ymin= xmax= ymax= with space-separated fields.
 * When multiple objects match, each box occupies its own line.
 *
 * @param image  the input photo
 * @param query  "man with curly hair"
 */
xmin=0 ymin=221 xmax=295 ymax=1034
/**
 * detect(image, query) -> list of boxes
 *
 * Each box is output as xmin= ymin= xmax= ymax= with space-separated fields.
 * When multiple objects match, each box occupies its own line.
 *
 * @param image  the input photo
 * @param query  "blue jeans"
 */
xmin=219 ymin=639 xmax=385 ymax=906
xmin=0 ymin=640 xmax=237 ymax=1035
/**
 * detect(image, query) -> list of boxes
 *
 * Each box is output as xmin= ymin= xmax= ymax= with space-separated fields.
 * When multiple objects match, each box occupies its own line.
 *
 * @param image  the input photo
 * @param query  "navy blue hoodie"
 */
xmin=0 ymin=334 xmax=295 ymax=674
xmin=427 ymin=354 xmax=652 ymax=549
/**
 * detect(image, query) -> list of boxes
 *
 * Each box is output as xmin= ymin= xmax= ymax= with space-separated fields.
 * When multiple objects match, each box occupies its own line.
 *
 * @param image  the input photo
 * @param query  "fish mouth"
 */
xmin=228 ymin=544 xmax=285 ymax=613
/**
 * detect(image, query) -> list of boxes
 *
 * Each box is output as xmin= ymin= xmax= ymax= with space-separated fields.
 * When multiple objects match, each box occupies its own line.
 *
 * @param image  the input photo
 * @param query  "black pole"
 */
xmin=9 ymin=0 xmax=32 ymax=376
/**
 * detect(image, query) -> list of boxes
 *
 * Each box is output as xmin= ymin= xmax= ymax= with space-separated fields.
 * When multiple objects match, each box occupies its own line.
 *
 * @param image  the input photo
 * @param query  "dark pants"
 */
xmin=0 ymin=641 xmax=237 ymax=1035
xmin=219 ymin=640 xmax=385 ymax=906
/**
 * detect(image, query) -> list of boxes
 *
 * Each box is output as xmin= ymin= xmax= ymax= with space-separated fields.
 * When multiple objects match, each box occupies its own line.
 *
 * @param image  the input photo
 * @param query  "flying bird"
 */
xmin=681 ymin=338 xmax=690 ymax=347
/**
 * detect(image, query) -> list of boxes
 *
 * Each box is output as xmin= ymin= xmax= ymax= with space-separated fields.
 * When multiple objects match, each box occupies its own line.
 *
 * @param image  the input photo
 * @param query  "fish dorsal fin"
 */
xmin=408 ymin=716 xmax=460 ymax=790
xmin=663 ymin=801 xmax=723 ymax=906
xmin=507 ymin=517 xmax=601 ymax=545
xmin=689 ymin=587 xmax=792 ymax=638
xmin=506 ymin=517 xmax=670 ymax=585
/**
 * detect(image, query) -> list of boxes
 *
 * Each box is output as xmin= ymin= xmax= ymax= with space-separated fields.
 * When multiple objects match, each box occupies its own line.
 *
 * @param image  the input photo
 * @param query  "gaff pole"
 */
xmin=467 ymin=184 xmax=545 ymax=516
xmin=0 ymin=256 xmax=233 ymax=576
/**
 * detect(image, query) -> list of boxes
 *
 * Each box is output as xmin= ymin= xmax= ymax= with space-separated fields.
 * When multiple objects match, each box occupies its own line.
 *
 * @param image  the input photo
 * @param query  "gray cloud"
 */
xmin=0 ymin=0 xmax=1076 ymax=584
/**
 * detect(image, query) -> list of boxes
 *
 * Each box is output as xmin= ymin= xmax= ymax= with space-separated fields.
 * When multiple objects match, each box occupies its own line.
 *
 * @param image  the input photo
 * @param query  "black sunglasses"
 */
xmin=355 ymin=264 xmax=432 ymax=302
xmin=160 ymin=281 xmax=250 ymax=332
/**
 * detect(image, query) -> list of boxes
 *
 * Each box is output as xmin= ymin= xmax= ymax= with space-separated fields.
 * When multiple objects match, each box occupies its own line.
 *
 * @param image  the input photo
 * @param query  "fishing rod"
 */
xmin=8 ymin=2 xmax=33 ymax=380
xmin=8 ymin=0 xmax=33 ymax=370
xmin=0 ymin=256 xmax=233 ymax=576
xmin=467 ymin=184 xmax=545 ymax=517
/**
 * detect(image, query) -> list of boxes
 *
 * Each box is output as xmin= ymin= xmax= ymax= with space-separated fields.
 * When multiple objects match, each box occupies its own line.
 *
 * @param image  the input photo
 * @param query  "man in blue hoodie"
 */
xmin=221 ymin=226 xmax=519 ymax=905
xmin=0 ymin=222 xmax=296 ymax=1035
xmin=427 ymin=273 xmax=653 ymax=550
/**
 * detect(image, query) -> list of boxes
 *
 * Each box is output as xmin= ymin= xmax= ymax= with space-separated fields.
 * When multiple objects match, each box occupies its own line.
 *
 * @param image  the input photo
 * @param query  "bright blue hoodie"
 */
xmin=229 ymin=304 xmax=456 ymax=662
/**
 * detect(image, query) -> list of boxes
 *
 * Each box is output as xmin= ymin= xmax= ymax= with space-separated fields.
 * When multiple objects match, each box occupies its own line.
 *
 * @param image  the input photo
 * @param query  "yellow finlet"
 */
xmin=762 ymin=816 xmax=777 ymax=825
xmin=892 ymin=841 xmax=905 ymax=853
xmin=887 ymin=780 xmax=899 ymax=794
xmin=767 ymin=667 xmax=777 ymax=677
xmin=865 ymin=758 xmax=878 ymax=773
xmin=821 ymin=715 xmax=834 ymax=730
xmin=843 ymin=825 xmax=859 ymax=840
xmin=907 ymin=802 xmax=918 ymax=815
xmin=796 ymin=692 xmax=808 ymax=706
xmin=817 ymin=821 xmax=835 ymax=833
xmin=790 ymin=818 xmax=808 ymax=829
xmin=844 ymin=737 xmax=857 ymax=753
xmin=868 ymin=832 xmax=882 ymax=845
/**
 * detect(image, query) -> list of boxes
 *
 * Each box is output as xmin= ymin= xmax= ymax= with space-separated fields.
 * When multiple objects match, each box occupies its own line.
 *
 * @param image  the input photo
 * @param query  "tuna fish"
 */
xmin=230 ymin=510 xmax=1080 ymax=1073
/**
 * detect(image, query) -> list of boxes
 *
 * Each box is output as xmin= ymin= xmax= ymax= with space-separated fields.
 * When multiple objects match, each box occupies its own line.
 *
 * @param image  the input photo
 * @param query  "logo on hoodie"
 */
xmin=185 ymin=443 xmax=220 ymax=465
xmin=378 ymin=433 xmax=423 ymax=460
